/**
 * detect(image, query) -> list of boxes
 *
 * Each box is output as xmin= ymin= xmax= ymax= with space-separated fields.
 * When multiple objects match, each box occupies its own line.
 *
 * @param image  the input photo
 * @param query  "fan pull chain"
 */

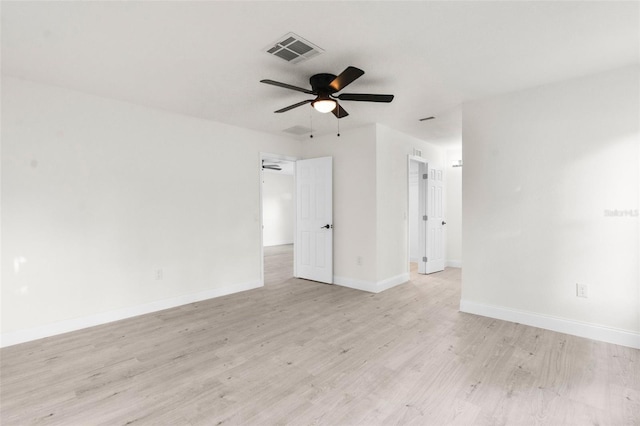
xmin=310 ymin=113 xmax=314 ymax=139
xmin=337 ymin=116 xmax=340 ymax=137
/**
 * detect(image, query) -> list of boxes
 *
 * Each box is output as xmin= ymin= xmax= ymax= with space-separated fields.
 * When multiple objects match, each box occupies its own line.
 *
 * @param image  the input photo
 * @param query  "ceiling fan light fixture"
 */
xmin=261 ymin=66 xmax=393 ymax=119
xmin=312 ymin=95 xmax=337 ymax=113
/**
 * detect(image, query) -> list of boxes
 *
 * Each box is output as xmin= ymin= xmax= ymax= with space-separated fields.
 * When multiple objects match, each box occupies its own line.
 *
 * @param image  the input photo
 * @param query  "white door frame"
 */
xmin=259 ymin=152 xmax=300 ymax=286
xmin=407 ymin=155 xmax=429 ymax=274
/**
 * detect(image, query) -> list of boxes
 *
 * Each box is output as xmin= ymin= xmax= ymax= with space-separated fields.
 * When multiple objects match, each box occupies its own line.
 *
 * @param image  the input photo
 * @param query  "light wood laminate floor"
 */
xmin=1 ymin=244 xmax=638 ymax=425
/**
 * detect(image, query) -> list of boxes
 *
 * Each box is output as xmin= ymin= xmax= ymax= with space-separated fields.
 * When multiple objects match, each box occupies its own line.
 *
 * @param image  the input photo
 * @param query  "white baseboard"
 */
xmin=333 ymin=276 xmax=373 ymax=292
xmin=377 ymin=273 xmax=411 ymax=292
xmin=0 ymin=280 xmax=263 ymax=348
xmin=334 ymin=273 xmax=410 ymax=294
xmin=459 ymin=299 xmax=640 ymax=349
xmin=264 ymin=241 xmax=294 ymax=247
xmin=446 ymin=259 xmax=462 ymax=268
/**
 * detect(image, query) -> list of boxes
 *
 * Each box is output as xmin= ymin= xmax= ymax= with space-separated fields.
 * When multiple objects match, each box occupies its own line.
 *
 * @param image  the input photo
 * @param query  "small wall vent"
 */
xmin=265 ymin=32 xmax=323 ymax=64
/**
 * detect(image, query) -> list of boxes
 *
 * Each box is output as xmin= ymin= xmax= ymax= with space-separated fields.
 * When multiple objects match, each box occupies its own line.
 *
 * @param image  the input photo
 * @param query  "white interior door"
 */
xmin=426 ymin=167 xmax=445 ymax=274
xmin=417 ymin=161 xmax=429 ymax=274
xmin=295 ymin=157 xmax=333 ymax=284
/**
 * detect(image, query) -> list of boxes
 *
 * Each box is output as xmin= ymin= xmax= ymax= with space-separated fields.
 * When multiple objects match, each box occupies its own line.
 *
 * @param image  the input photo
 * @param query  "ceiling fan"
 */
xmin=260 ymin=66 xmax=394 ymax=119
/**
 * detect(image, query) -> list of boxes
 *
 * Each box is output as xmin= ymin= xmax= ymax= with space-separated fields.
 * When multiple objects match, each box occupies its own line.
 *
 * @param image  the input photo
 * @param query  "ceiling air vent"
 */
xmin=265 ymin=32 xmax=323 ymax=64
xmin=282 ymin=125 xmax=312 ymax=135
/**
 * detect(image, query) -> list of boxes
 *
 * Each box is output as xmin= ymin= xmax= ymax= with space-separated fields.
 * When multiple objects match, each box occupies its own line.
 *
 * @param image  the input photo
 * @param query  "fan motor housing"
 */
xmin=310 ymin=73 xmax=337 ymax=93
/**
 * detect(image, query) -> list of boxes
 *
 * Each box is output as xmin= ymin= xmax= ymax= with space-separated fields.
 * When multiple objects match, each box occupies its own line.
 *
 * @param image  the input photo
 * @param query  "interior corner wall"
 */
xmin=375 ymin=124 xmax=445 ymax=286
xmin=262 ymin=171 xmax=294 ymax=247
xmin=461 ymin=65 xmax=640 ymax=348
xmin=445 ymin=148 xmax=462 ymax=267
xmin=1 ymin=77 xmax=301 ymax=345
xmin=300 ymin=124 xmax=446 ymax=292
xmin=301 ymin=125 xmax=378 ymax=286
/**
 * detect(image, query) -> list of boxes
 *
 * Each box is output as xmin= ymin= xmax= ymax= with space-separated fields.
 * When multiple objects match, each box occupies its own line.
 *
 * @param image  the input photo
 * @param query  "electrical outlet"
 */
xmin=576 ymin=283 xmax=588 ymax=298
xmin=356 ymin=256 xmax=363 ymax=266
xmin=156 ymin=269 xmax=163 ymax=280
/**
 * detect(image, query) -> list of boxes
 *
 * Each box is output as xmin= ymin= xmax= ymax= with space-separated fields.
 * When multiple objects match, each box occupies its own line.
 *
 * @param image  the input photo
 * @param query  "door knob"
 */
xmin=442 ymin=221 xmax=447 ymax=225
xmin=321 ymin=224 xmax=332 ymax=229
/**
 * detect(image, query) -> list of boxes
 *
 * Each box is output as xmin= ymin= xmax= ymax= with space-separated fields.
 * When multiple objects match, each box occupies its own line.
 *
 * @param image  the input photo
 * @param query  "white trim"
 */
xmin=459 ymin=299 xmax=640 ymax=350
xmin=446 ymin=259 xmax=462 ymax=268
xmin=264 ymin=240 xmax=295 ymax=247
xmin=334 ymin=273 xmax=410 ymax=293
xmin=0 ymin=280 xmax=263 ymax=348
xmin=377 ymin=273 xmax=411 ymax=292
xmin=334 ymin=276 xmax=374 ymax=292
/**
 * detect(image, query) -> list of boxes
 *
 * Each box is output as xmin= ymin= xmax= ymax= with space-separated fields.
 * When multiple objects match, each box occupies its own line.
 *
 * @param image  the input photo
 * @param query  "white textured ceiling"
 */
xmin=2 ymin=1 xmax=638 ymax=148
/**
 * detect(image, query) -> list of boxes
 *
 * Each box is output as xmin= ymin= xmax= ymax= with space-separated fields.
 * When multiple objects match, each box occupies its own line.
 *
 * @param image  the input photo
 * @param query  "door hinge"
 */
xmin=422 ymin=257 xmax=428 ymax=262
xmin=423 ymin=215 xmax=428 ymax=221
xmin=423 ymin=173 xmax=428 ymax=179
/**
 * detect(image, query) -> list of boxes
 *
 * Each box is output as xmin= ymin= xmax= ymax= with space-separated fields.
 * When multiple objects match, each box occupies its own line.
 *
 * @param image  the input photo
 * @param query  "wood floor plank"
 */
xmin=1 ymin=244 xmax=638 ymax=425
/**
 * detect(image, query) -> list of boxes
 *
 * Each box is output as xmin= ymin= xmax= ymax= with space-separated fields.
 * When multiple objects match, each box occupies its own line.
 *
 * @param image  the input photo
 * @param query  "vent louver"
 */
xmin=265 ymin=33 xmax=323 ymax=64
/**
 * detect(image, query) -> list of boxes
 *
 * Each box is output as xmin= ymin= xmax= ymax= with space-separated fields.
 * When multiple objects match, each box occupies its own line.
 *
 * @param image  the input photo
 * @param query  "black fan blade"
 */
xmin=337 ymin=93 xmax=394 ymax=103
xmin=274 ymin=99 xmax=313 ymax=113
xmin=260 ymin=79 xmax=314 ymax=95
xmin=329 ymin=66 xmax=364 ymax=92
xmin=262 ymin=160 xmax=282 ymax=170
xmin=332 ymin=102 xmax=349 ymax=119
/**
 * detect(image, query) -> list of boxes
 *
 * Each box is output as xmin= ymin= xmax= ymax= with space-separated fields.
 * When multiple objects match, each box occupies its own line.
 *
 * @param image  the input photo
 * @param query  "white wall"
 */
xmin=1 ymin=78 xmax=448 ymax=345
xmin=375 ymin=124 xmax=445 ymax=284
xmin=301 ymin=124 xmax=446 ymax=292
xmin=1 ymin=77 xmax=300 ymax=344
xmin=445 ymin=148 xmax=462 ymax=267
xmin=301 ymin=125 xmax=378 ymax=285
xmin=262 ymin=171 xmax=294 ymax=247
xmin=461 ymin=65 xmax=640 ymax=348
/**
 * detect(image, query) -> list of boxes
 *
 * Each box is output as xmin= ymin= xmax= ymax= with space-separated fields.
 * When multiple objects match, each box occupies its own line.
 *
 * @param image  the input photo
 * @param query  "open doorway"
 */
xmin=408 ymin=155 xmax=428 ymax=276
xmin=260 ymin=154 xmax=297 ymax=286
